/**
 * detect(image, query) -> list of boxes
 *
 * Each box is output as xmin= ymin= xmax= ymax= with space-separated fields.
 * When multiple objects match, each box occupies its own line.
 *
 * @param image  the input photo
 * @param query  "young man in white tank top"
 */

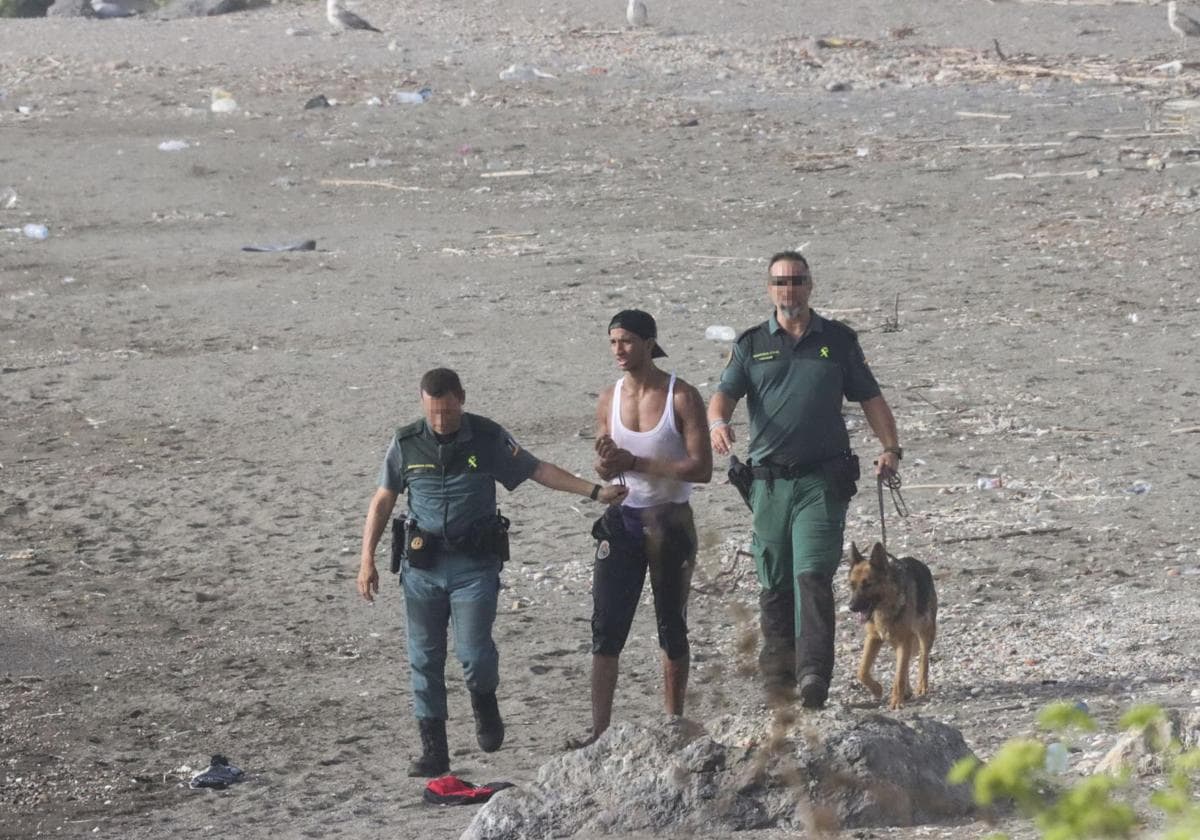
xmin=570 ymin=309 xmax=712 ymax=747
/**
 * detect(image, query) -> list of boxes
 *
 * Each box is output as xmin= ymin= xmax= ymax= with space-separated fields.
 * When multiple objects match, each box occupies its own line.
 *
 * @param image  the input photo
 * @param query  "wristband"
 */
xmin=708 ymin=419 xmax=729 ymax=431
xmin=590 ymin=484 xmax=601 ymax=501
xmin=884 ymin=446 xmax=903 ymax=460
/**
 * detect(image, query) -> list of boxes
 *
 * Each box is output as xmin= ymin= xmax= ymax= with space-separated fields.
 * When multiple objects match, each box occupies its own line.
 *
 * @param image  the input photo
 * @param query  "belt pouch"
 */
xmin=821 ymin=452 xmax=861 ymax=502
xmin=404 ymin=521 xmax=437 ymax=570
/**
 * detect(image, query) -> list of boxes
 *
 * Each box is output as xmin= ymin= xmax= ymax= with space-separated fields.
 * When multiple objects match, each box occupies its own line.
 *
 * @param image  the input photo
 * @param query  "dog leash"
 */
xmin=876 ymin=471 xmax=908 ymax=553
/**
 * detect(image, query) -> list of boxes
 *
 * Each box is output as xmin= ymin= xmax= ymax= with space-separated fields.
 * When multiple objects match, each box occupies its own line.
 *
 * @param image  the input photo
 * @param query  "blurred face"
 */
xmin=609 ymin=327 xmax=653 ymax=371
xmin=421 ymin=390 xmax=465 ymax=435
xmin=768 ymin=258 xmax=812 ymax=320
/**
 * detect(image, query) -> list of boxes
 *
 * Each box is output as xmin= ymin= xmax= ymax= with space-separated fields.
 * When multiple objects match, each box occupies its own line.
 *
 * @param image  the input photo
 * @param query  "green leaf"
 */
xmin=1038 ymin=702 xmax=1096 ymax=733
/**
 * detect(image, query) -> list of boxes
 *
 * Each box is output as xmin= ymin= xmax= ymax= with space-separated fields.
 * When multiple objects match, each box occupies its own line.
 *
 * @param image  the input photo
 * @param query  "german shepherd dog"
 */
xmin=847 ymin=542 xmax=937 ymax=709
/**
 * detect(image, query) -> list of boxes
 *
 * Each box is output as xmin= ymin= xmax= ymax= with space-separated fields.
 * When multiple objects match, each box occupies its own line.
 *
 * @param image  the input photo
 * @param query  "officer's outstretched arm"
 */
xmin=531 ymin=461 xmax=629 ymax=505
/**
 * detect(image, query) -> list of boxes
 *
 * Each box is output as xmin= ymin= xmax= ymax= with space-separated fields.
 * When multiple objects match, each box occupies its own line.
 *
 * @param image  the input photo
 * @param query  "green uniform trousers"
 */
xmin=750 ymin=471 xmax=847 ymax=684
xmin=750 ymin=472 xmax=847 ymax=590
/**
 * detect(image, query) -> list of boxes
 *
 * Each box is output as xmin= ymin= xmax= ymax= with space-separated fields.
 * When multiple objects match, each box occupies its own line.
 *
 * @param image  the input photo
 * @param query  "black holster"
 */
xmin=468 ymin=511 xmax=511 ymax=566
xmin=727 ymin=455 xmax=754 ymax=510
xmin=821 ymin=451 xmax=861 ymax=502
xmin=390 ymin=518 xmax=406 ymax=574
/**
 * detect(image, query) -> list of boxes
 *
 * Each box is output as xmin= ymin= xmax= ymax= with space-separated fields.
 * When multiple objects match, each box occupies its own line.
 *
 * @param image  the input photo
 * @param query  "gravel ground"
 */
xmin=2 ymin=0 xmax=1199 ymax=837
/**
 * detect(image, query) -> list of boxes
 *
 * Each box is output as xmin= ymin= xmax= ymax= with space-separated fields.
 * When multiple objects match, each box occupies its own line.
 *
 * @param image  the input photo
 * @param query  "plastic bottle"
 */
xmin=975 ymin=476 xmax=1002 ymax=490
xmin=1044 ymin=742 xmax=1069 ymax=774
xmin=21 ymin=223 xmax=48 ymax=240
xmin=391 ymin=87 xmax=432 ymax=105
xmin=704 ymin=325 xmax=736 ymax=342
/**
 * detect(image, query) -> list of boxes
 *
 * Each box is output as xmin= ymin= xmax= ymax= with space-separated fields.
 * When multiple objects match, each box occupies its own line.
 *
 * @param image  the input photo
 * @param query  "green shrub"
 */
xmin=949 ymin=704 xmax=1200 ymax=840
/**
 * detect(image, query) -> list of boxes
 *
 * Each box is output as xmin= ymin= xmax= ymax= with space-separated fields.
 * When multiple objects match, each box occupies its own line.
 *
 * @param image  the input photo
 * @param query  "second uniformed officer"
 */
xmin=357 ymin=367 xmax=628 ymax=776
xmin=706 ymin=251 xmax=902 ymax=710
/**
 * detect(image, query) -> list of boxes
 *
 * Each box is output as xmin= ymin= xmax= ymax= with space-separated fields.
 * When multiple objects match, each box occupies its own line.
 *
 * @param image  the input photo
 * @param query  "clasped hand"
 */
xmin=594 ymin=434 xmax=635 ymax=481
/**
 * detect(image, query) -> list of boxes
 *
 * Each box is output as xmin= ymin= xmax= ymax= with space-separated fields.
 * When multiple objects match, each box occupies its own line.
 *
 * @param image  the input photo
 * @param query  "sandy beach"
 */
xmin=2 ymin=0 xmax=1199 ymax=837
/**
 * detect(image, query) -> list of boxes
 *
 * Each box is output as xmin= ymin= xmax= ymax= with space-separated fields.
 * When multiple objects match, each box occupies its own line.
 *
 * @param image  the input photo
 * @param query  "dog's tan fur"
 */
xmin=846 ymin=541 xmax=937 ymax=709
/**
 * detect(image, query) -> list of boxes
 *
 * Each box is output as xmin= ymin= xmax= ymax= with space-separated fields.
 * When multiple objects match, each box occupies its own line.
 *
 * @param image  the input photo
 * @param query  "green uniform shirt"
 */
xmin=717 ymin=310 xmax=881 ymax=467
xmin=379 ymin=413 xmax=539 ymax=540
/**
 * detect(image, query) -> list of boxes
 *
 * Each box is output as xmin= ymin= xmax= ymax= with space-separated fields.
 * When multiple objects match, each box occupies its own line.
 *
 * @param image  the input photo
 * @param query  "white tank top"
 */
xmin=610 ymin=374 xmax=691 ymax=508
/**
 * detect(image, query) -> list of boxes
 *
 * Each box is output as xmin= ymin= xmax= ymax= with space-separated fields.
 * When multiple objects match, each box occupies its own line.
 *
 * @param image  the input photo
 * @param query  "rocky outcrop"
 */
xmin=156 ymin=0 xmax=264 ymax=19
xmin=463 ymin=712 xmax=977 ymax=839
xmin=45 ymin=0 xmax=91 ymax=16
xmin=1095 ymin=709 xmax=1200 ymax=777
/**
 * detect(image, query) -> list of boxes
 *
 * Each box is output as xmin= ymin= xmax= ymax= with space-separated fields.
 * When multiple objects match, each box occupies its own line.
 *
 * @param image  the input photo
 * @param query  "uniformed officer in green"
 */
xmin=358 ymin=368 xmax=628 ymax=776
xmin=707 ymin=251 xmax=901 ymax=710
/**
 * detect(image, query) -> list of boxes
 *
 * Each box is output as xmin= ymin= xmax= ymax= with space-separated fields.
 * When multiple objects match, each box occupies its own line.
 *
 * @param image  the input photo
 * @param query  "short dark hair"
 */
xmin=420 ymin=367 xmax=465 ymax=400
xmin=767 ymin=250 xmax=810 ymax=274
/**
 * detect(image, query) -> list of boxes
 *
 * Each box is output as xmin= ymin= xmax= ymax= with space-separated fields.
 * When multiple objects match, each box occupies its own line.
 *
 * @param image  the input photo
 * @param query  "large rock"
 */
xmin=463 ymin=712 xmax=976 ymax=839
xmin=0 ymin=0 xmax=52 ymax=16
xmin=1095 ymin=708 xmax=1200 ymax=777
xmin=156 ymin=0 xmax=264 ymax=19
xmin=45 ymin=0 xmax=91 ymax=16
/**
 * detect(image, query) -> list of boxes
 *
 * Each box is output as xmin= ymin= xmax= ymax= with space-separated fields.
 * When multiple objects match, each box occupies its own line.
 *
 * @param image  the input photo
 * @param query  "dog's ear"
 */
xmin=869 ymin=542 xmax=888 ymax=568
xmin=849 ymin=542 xmax=866 ymax=565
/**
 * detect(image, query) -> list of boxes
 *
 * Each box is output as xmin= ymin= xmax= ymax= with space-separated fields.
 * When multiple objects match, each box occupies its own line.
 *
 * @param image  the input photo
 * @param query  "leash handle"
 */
xmin=876 ymin=475 xmax=888 ymax=553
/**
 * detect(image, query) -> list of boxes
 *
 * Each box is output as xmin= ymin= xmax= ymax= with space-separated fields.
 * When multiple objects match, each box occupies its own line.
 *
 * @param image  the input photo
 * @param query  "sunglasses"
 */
xmin=768 ymin=276 xmax=810 ymax=286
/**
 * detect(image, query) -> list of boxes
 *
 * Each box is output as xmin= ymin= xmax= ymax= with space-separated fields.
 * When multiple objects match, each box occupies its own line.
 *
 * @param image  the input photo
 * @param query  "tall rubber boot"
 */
xmin=795 ymin=572 xmax=835 ymax=709
xmin=470 ymin=691 xmax=505 ymax=752
xmin=407 ymin=717 xmax=450 ymax=777
xmin=758 ymin=589 xmax=796 ymax=703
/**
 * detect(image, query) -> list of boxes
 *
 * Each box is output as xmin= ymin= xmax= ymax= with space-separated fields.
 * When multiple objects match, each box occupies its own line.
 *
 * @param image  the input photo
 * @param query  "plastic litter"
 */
xmin=210 ymin=88 xmax=238 ymax=114
xmin=21 ymin=223 xmax=49 ymax=240
xmin=975 ymin=476 xmax=1002 ymax=490
xmin=304 ymin=94 xmax=331 ymax=110
xmin=158 ymin=139 xmax=190 ymax=152
xmin=241 ymin=240 xmax=317 ymax=253
xmin=1127 ymin=481 xmax=1151 ymax=495
xmin=391 ymin=87 xmax=432 ymax=105
xmin=498 ymin=64 xmax=556 ymax=82
xmin=704 ymin=325 xmax=736 ymax=342
xmin=189 ymin=754 xmax=244 ymax=790
xmin=1 ymin=187 xmax=17 ymax=209
xmin=1044 ymin=742 xmax=1069 ymax=774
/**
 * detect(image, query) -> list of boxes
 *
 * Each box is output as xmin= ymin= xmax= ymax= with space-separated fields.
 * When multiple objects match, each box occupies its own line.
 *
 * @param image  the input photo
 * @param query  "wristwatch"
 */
xmin=884 ymin=446 xmax=903 ymax=460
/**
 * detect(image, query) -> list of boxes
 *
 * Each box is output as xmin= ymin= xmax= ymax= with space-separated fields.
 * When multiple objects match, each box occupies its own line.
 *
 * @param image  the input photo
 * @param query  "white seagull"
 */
xmin=1168 ymin=1 xmax=1200 ymax=44
xmin=626 ymin=0 xmax=648 ymax=28
xmin=326 ymin=0 xmax=382 ymax=33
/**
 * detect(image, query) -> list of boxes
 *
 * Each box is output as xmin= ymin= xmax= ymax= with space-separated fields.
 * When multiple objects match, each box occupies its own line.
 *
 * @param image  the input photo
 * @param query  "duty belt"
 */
xmin=750 ymin=461 xmax=822 ymax=480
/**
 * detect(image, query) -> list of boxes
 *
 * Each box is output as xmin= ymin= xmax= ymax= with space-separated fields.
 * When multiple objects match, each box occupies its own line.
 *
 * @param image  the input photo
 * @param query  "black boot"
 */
xmin=758 ymin=589 xmax=796 ymax=703
xmin=407 ymin=717 xmax=450 ymax=777
xmin=796 ymin=572 xmax=836 ymax=709
xmin=470 ymin=691 xmax=505 ymax=752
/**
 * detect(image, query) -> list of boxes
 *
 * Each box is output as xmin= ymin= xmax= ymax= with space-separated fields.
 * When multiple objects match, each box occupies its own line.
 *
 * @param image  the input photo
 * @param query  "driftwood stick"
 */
xmin=319 ymin=178 xmax=426 ymax=191
xmin=938 ymin=526 xmax=1073 ymax=545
